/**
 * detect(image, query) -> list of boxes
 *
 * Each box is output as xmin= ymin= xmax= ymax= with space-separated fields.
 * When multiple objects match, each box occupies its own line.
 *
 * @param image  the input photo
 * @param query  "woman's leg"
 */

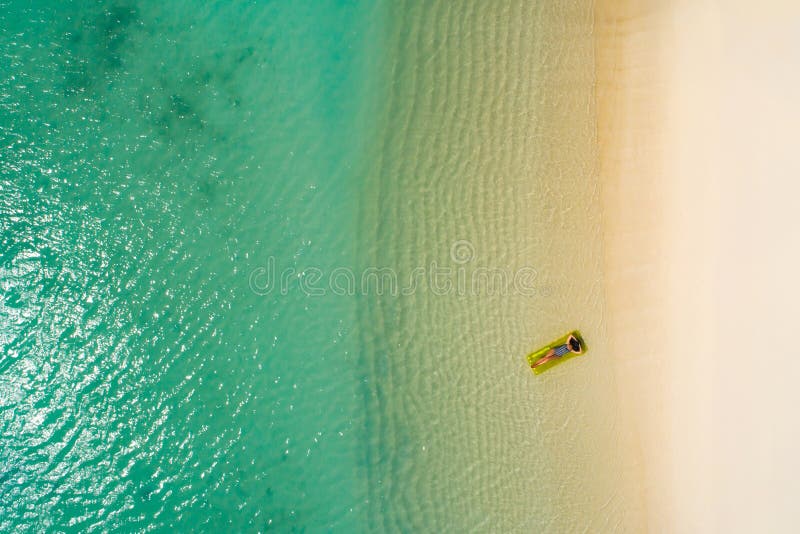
xmin=532 ymin=349 xmax=557 ymax=369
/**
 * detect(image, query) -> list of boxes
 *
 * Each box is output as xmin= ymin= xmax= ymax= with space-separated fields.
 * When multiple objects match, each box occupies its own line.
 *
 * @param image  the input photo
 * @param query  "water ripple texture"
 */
xmin=1 ymin=1 xmax=386 ymax=531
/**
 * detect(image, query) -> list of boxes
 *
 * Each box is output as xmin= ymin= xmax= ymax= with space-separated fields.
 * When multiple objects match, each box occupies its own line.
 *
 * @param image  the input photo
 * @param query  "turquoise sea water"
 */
xmin=2 ymin=1 xmax=643 ymax=532
xmin=1 ymin=1 xmax=389 ymax=531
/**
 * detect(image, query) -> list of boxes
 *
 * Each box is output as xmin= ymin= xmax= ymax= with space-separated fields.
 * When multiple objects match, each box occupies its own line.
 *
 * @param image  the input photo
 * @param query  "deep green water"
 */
xmin=1 ymin=1 xmax=389 ymax=531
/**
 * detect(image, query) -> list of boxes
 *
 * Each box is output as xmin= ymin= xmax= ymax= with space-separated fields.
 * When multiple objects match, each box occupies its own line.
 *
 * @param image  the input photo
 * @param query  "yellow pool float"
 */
xmin=526 ymin=331 xmax=587 ymax=375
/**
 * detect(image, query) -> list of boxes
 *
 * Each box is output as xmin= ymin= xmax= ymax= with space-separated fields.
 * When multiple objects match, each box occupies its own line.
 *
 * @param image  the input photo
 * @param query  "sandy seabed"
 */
xmin=356 ymin=1 xmax=800 ymax=531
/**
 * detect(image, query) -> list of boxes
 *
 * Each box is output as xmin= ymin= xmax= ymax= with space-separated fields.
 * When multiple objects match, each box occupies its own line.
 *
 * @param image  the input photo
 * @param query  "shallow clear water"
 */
xmin=1 ymin=1 xmax=645 ymax=532
xmin=356 ymin=2 xmax=644 ymax=531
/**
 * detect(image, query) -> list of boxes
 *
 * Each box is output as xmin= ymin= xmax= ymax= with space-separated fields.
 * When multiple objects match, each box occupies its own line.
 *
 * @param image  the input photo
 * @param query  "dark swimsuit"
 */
xmin=552 ymin=344 xmax=570 ymax=357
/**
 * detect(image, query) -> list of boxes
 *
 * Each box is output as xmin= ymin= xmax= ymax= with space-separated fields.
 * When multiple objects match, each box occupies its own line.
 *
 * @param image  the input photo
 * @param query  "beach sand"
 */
xmin=597 ymin=1 xmax=800 ymax=530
